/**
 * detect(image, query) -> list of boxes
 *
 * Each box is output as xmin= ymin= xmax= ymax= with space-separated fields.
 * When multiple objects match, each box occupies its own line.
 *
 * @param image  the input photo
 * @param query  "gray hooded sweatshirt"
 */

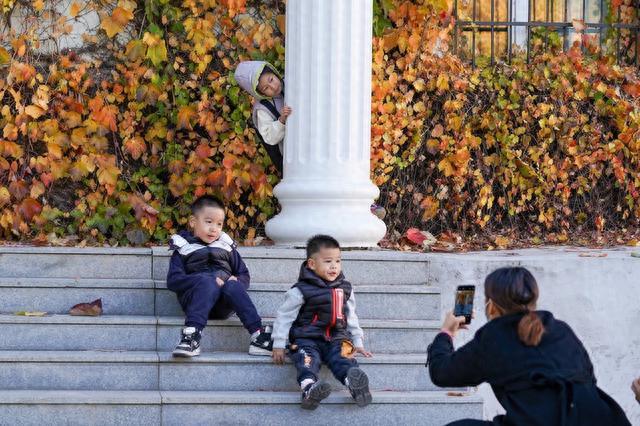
xmin=234 ymin=61 xmax=285 ymax=154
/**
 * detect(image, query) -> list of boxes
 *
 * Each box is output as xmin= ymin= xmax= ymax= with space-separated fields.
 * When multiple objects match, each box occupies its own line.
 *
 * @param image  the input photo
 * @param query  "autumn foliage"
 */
xmin=0 ymin=0 xmax=639 ymax=247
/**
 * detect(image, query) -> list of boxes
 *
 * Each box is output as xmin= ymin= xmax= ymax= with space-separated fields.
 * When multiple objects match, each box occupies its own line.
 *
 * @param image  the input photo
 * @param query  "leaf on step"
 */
xmin=578 ymin=253 xmax=607 ymax=258
xmin=15 ymin=311 xmax=47 ymax=316
xmin=631 ymin=252 xmax=640 ymax=258
xmin=69 ymin=298 xmax=103 ymax=316
xmin=446 ymin=391 xmax=469 ymax=397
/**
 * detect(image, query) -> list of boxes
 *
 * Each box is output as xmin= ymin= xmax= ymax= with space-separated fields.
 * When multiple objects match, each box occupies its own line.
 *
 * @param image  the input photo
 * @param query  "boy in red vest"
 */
xmin=271 ymin=235 xmax=372 ymax=410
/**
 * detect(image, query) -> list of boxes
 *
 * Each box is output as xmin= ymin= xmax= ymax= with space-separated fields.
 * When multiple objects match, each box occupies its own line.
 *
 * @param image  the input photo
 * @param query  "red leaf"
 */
xmin=18 ymin=198 xmax=42 ymax=221
xmin=406 ymin=228 xmax=427 ymax=245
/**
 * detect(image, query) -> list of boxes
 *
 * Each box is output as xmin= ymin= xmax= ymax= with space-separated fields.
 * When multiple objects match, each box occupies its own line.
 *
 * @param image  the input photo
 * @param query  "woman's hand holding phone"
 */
xmin=441 ymin=311 xmax=469 ymax=338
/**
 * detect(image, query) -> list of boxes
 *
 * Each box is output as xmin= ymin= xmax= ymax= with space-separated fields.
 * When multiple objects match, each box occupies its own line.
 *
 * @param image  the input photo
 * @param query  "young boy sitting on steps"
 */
xmin=166 ymin=195 xmax=271 ymax=357
xmin=271 ymin=234 xmax=373 ymax=410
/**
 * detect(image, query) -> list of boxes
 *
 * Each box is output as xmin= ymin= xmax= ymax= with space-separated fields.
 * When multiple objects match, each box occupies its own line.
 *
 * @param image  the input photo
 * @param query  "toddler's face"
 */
xmin=189 ymin=206 xmax=225 ymax=244
xmin=257 ymin=71 xmax=282 ymax=98
xmin=308 ymin=247 xmax=342 ymax=282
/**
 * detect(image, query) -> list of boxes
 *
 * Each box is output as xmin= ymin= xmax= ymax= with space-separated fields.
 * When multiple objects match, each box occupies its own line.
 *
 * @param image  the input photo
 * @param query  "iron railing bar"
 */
xmin=491 ymin=0 xmax=495 ymax=65
xmin=527 ymin=0 xmax=532 ymax=63
xmin=616 ymin=6 xmax=621 ymax=65
xmin=507 ymin=0 xmax=512 ymax=63
xmin=472 ymin=0 xmax=477 ymax=68
xmin=456 ymin=20 xmax=640 ymax=30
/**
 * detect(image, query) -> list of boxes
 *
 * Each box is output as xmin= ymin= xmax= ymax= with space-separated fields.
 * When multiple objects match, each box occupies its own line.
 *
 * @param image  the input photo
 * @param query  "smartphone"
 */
xmin=454 ymin=285 xmax=475 ymax=324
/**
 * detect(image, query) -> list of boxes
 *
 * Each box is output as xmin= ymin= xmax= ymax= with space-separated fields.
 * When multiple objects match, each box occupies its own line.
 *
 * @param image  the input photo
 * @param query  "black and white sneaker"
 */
xmin=346 ymin=367 xmax=372 ymax=407
xmin=248 ymin=325 xmax=273 ymax=356
xmin=301 ymin=380 xmax=332 ymax=410
xmin=172 ymin=326 xmax=201 ymax=357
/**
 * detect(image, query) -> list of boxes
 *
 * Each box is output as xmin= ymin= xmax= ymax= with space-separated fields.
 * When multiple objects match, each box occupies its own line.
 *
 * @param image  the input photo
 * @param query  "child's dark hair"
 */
xmin=306 ymin=234 xmax=340 ymax=258
xmin=191 ymin=195 xmax=224 ymax=216
xmin=484 ymin=267 xmax=545 ymax=347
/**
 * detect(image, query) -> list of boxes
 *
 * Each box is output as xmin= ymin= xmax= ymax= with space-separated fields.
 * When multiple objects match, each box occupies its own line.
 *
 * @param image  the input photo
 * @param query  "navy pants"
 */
xmin=176 ymin=272 xmax=262 ymax=333
xmin=291 ymin=338 xmax=358 ymax=385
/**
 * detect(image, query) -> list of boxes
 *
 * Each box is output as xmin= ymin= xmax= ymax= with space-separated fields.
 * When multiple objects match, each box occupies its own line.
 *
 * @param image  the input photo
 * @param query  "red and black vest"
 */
xmin=289 ymin=263 xmax=353 ymax=342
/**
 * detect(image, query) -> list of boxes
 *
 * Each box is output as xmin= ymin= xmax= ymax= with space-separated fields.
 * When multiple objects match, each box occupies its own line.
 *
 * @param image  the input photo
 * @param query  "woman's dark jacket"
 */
xmin=427 ymin=311 xmax=630 ymax=426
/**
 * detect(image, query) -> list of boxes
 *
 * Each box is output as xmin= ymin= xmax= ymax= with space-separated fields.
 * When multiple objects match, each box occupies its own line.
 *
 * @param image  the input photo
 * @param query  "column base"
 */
xmin=265 ymin=180 xmax=387 ymax=247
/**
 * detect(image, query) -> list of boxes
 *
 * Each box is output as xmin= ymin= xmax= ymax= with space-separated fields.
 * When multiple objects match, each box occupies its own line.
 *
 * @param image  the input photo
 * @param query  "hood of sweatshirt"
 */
xmin=234 ymin=60 xmax=283 ymax=101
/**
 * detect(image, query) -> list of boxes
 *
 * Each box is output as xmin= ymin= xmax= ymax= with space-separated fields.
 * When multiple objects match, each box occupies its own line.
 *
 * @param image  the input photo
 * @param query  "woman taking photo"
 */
xmin=427 ymin=267 xmax=630 ymax=426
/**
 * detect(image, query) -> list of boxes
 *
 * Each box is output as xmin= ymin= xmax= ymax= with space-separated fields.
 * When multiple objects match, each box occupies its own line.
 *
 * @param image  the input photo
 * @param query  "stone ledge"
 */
xmin=0 ymin=390 xmax=161 ymax=404
xmin=0 ymin=278 xmax=154 ymax=289
xmin=160 ymin=390 xmax=482 ymax=405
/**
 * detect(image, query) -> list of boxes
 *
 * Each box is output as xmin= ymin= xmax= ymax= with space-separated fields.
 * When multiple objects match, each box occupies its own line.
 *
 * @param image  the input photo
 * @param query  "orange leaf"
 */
xmin=623 ymin=83 xmax=640 ymax=98
xmin=124 ymin=137 xmax=146 ymax=160
xmin=100 ymin=7 xmax=134 ymax=38
xmin=177 ymin=106 xmax=197 ymax=130
xmin=195 ymin=144 xmax=212 ymax=159
xmin=69 ymin=1 xmax=81 ymax=17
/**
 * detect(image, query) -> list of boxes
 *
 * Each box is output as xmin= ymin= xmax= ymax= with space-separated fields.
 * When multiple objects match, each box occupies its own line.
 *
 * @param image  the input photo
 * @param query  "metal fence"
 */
xmin=453 ymin=0 xmax=640 ymax=67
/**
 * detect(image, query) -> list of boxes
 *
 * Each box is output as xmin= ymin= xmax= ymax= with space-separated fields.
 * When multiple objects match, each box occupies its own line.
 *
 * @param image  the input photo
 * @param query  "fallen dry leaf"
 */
xmin=15 ymin=311 xmax=47 ymax=316
xmin=578 ymin=253 xmax=607 ymax=258
xmin=69 ymin=298 xmax=103 ymax=316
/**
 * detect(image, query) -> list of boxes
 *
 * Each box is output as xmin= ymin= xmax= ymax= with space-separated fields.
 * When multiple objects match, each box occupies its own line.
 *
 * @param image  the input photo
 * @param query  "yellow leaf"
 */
xmin=143 ymin=32 xmax=168 ymax=66
xmin=125 ymin=39 xmax=146 ymax=62
xmin=436 ymin=73 xmax=450 ymax=91
xmin=30 ymin=181 xmax=45 ymax=198
xmin=25 ymin=105 xmax=45 ymax=119
xmin=33 ymin=0 xmax=44 ymax=11
xmin=0 ymin=47 xmax=11 ymax=65
xmin=0 ymin=186 xmax=10 ymax=206
xmin=15 ymin=311 xmax=47 ymax=316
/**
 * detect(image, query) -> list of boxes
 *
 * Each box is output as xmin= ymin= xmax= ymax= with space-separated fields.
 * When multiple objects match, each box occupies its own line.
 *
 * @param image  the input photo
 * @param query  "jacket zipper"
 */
xmin=326 ymin=289 xmax=337 ymax=340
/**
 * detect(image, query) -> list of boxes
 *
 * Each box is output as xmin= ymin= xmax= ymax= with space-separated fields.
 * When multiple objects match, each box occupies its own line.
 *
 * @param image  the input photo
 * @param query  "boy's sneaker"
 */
xmin=248 ymin=325 xmax=273 ymax=356
xmin=172 ymin=327 xmax=201 ymax=357
xmin=301 ymin=380 xmax=332 ymax=410
xmin=346 ymin=367 xmax=372 ymax=407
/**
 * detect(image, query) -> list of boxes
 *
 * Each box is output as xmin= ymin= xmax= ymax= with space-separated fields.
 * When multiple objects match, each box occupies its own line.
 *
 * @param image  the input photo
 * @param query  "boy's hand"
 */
xmin=272 ymin=348 xmax=286 ymax=364
xmin=279 ymin=106 xmax=292 ymax=124
xmin=354 ymin=347 xmax=372 ymax=358
xmin=228 ymin=276 xmax=237 ymax=281
xmin=216 ymin=277 xmax=225 ymax=287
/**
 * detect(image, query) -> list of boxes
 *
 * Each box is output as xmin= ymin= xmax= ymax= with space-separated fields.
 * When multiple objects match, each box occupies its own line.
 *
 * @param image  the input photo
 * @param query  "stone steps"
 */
xmin=0 ymin=247 xmax=484 ymax=425
xmin=0 ymin=278 xmax=440 ymax=320
xmin=0 ymin=350 xmax=441 ymax=392
xmin=0 ymin=247 xmax=431 ymax=285
xmin=0 ymin=315 xmax=439 ymax=353
xmin=0 ymin=390 xmax=483 ymax=426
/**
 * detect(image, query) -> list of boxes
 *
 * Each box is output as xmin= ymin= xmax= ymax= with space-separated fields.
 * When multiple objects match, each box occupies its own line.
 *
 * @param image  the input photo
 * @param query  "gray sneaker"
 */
xmin=172 ymin=327 xmax=201 ymax=357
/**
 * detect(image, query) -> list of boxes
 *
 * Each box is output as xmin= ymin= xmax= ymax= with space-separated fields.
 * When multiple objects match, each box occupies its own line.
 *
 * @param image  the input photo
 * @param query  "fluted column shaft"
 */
xmin=265 ymin=0 xmax=386 ymax=247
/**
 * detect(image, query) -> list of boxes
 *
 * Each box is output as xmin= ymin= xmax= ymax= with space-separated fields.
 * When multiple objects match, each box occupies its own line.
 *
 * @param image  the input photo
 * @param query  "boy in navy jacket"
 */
xmin=166 ymin=195 xmax=271 ymax=357
xmin=271 ymin=235 xmax=373 ymax=410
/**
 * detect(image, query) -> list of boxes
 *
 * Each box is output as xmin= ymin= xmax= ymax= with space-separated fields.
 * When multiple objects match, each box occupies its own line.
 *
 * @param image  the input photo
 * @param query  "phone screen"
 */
xmin=454 ymin=286 xmax=475 ymax=324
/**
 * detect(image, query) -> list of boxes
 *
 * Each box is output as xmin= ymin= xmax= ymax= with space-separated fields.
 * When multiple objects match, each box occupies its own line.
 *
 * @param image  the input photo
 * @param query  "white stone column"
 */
xmin=265 ymin=0 xmax=387 ymax=247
